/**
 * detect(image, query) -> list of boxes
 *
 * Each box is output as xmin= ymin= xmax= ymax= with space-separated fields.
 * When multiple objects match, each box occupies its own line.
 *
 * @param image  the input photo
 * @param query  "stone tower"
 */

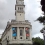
xmin=1 ymin=0 xmax=32 ymax=45
xmin=15 ymin=0 xmax=25 ymax=21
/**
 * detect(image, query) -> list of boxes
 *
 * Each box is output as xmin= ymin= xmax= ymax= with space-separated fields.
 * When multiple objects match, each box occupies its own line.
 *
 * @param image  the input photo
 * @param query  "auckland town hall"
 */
xmin=1 ymin=0 xmax=32 ymax=45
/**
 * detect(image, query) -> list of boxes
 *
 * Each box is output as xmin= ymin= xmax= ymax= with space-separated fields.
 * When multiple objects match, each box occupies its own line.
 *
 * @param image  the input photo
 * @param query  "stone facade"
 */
xmin=1 ymin=0 xmax=32 ymax=45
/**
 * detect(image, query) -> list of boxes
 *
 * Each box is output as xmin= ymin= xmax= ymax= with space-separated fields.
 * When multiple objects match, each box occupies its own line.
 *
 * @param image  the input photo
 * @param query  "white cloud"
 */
xmin=0 ymin=29 xmax=4 ymax=38
xmin=0 ymin=0 xmax=44 ymax=39
xmin=0 ymin=0 xmax=7 ymax=3
xmin=0 ymin=29 xmax=4 ymax=34
xmin=33 ymin=33 xmax=43 ymax=39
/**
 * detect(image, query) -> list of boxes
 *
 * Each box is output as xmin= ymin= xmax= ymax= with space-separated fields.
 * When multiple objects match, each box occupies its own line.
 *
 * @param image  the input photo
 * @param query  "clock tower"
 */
xmin=15 ymin=0 xmax=25 ymax=21
xmin=1 ymin=0 xmax=32 ymax=45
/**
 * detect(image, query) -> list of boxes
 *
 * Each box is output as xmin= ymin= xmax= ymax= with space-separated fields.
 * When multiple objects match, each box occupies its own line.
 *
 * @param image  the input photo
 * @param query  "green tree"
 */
xmin=32 ymin=37 xmax=44 ymax=45
xmin=0 ymin=38 xmax=1 ymax=42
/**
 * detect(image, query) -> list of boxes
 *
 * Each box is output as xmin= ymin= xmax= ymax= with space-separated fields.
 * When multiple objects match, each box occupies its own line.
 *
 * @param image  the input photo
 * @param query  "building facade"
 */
xmin=1 ymin=0 xmax=32 ymax=45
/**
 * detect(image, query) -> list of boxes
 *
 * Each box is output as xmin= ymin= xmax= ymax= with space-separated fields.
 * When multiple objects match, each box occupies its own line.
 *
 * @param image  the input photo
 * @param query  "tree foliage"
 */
xmin=40 ymin=0 xmax=45 ymax=13
xmin=32 ymin=37 xmax=44 ymax=45
xmin=0 ymin=38 xmax=1 ymax=42
xmin=37 ymin=16 xmax=45 ymax=23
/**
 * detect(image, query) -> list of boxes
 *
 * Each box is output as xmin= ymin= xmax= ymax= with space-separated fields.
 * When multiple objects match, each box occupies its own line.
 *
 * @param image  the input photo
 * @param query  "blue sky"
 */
xmin=0 ymin=0 xmax=44 ymax=39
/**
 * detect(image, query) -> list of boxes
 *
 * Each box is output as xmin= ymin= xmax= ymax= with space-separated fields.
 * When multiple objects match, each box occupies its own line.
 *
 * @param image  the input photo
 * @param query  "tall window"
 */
xmin=12 ymin=27 xmax=17 ymax=37
xmin=22 ymin=8 xmax=23 ymax=10
xmin=25 ymin=27 xmax=30 ymax=39
xmin=20 ymin=7 xmax=21 ymax=10
xmin=20 ymin=30 xmax=23 ymax=36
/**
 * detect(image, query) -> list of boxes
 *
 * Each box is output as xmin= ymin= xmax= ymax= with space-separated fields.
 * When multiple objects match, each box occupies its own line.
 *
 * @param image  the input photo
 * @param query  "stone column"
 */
xmin=30 ymin=28 xmax=32 ymax=41
xmin=11 ymin=28 xmax=13 ymax=40
xmin=24 ymin=27 xmax=26 ymax=40
xmin=17 ymin=27 xmax=20 ymax=40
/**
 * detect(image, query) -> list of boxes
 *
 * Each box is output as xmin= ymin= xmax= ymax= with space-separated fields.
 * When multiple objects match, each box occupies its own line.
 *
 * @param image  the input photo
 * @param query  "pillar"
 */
xmin=17 ymin=27 xmax=20 ymax=40
xmin=24 ymin=27 xmax=26 ymax=40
